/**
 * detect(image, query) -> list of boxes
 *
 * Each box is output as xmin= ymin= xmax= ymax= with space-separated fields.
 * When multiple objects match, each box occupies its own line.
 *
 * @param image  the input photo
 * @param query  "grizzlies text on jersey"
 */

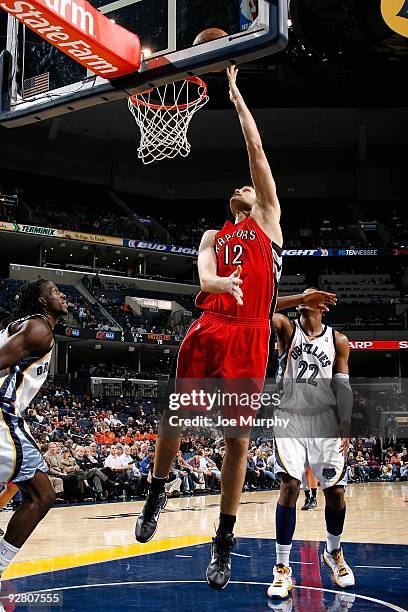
xmin=277 ymin=319 xmax=337 ymax=415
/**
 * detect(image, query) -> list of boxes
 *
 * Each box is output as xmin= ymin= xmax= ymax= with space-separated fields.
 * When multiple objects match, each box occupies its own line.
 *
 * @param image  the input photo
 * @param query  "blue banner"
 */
xmin=55 ymin=325 xmax=181 ymax=345
xmin=281 ymin=248 xmax=407 ymax=257
xmin=333 ymin=248 xmax=406 ymax=257
xmin=122 ymin=241 xmax=408 ymax=258
xmin=123 ymin=239 xmax=198 ymax=256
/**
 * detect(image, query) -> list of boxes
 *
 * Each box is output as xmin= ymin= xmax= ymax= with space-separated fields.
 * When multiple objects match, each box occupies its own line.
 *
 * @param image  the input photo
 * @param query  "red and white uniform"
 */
xmin=176 ymin=216 xmax=282 ymax=381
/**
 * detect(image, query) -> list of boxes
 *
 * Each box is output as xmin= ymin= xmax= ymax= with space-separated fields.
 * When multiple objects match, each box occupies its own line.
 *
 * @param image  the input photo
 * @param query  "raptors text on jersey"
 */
xmin=196 ymin=216 xmax=282 ymax=320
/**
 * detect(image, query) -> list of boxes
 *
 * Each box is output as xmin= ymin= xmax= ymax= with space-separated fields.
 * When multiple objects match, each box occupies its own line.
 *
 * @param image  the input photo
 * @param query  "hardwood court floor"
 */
xmin=0 ymin=481 xmax=406 ymax=573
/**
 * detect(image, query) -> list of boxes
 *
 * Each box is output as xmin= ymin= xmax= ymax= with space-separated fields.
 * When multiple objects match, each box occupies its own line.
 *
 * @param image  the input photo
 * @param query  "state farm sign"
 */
xmin=0 ymin=0 xmax=140 ymax=77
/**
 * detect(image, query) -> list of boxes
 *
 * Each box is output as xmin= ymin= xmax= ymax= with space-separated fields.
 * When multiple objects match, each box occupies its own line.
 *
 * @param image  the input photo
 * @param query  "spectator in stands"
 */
xmin=389 ymin=451 xmax=402 ymax=479
xmin=139 ymin=447 xmax=155 ymax=495
xmin=379 ymin=463 xmax=394 ymax=481
xmin=254 ymin=449 xmax=275 ymax=488
xmin=347 ymin=451 xmax=357 ymax=483
xmin=266 ymin=450 xmax=275 ymax=476
xmin=61 ymin=447 xmax=79 ymax=473
xmin=355 ymin=451 xmax=370 ymax=481
xmin=165 ymin=467 xmax=183 ymax=498
xmin=365 ymin=453 xmax=381 ymax=479
xmin=64 ymin=439 xmax=76 ymax=458
xmin=103 ymin=445 xmax=128 ymax=487
xmin=75 ymin=446 xmax=114 ymax=501
xmin=188 ymin=449 xmax=214 ymax=491
xmin=44 ymin=443 xmax=75 ymax=500
xmin=41 ymin=443 xmax=64 ymax=499
xmin=44 ymin=443 xmax=64 ymax=476
xmin=213 ymin=447 xmax=225 ymax=471
xmin=246 ymin=450 xmax=259 ymax=490
xmin=118 ymin=444 xmax=141 ymax=497
xmin=60 ymin=447 xmax=81 ymax=501
xmin=97 ymin=444 xmax=110 ymax=461
xmin=174 ymin=450 xmax=200 ymax=495
xmin=203 ymin=448 xmax=221 ymax=492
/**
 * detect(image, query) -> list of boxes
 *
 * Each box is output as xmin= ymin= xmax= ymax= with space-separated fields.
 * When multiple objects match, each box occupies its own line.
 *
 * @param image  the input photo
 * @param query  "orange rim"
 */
xmin=128 ymin=76 xmax=207 ymax=112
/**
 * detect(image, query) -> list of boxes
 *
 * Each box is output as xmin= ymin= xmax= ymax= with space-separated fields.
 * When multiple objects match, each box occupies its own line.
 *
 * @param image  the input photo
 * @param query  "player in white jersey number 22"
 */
xmin=268 ymin=287 xmax=355 ymax=600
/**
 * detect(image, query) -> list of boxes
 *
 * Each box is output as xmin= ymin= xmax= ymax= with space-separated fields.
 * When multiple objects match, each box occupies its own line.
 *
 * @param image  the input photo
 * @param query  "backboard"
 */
xmin=0 ymin=0 xmax=288 ymax=127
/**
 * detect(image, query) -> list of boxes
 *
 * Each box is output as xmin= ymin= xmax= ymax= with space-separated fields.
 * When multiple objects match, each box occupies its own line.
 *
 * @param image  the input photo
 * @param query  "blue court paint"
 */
xmin=2 ymin=539 xmax=407 ymax=611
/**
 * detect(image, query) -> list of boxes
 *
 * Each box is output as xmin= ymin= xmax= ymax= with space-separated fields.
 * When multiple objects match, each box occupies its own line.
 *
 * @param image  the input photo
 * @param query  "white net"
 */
xmin=128 ymin=77 xmax=209 ymax=165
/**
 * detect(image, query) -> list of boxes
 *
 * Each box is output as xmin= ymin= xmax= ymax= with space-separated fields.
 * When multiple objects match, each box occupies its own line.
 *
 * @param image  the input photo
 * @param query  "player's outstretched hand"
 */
xmin=222 ymin=265 xmax=243 ymax=305
xmin=338 ymin=421 xmax=351 ymax=456
xmin=339 ymin=437 xmax=350 ymax=457
xmin=301 ymin=290 xmax=337 ymax=312
xmin=226 ymin=66 xmax=241 ymax=103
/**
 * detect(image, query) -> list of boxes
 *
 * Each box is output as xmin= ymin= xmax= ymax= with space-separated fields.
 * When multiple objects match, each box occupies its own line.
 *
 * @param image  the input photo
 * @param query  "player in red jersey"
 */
xmin=135 ymin=68 xmax=334 ymax=590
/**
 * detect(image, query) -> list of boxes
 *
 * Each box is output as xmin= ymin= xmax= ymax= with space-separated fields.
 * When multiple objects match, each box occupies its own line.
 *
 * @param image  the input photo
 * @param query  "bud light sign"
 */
xmin=240 ymin=0 xmax=258 ymax=31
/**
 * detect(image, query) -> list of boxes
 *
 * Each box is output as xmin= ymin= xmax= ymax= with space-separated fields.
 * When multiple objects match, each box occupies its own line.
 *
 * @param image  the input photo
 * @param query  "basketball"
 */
xmin=193 ymin=28 xmax=229 ymax=46
xmin=193 ymin=29 xmax=229 ymax=73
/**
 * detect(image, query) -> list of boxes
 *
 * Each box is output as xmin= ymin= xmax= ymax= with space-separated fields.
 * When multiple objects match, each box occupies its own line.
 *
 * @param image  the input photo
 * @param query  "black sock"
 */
xmin=305 ymin=490 xmax=311 ymax=500
xmin=325 ymin=505 xmax=346 ymax=536
xmin=311 ymin=488 xmax=317 ymax=499
xmin=217 ymin=513 xmax=236 ymax=537
xmin=151 ymin=476 xmax=166 ymax=493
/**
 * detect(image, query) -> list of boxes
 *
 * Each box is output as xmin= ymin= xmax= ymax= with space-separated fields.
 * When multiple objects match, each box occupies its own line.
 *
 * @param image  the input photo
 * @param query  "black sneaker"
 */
xmin=308 ymin=498 xmax=317 ymax=510
xmin=135 ymin=489 xmax=167 ymax=543
xmin=301 ymin=499 xmax=310 ymax=510
xmin=206 ymin=533 xmax=236 ymax=590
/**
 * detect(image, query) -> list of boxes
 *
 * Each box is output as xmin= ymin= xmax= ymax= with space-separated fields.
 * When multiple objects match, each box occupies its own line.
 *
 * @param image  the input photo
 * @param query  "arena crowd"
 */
xmin=2 ymin=382 xmax=406 ymax=510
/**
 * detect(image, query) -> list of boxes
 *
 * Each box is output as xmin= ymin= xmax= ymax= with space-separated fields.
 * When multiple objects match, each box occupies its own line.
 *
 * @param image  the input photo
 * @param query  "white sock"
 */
xmin=0 ymin=539 xmax=20 ymax=575
xmin=326 ymin=532 xmax=342 ymax=554
xmin=276 ymin=543 xmax=292 ymax=567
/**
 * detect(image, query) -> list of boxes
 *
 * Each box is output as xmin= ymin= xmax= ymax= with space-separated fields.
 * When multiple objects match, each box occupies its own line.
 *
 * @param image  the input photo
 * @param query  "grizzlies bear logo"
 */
xmin=322 ymin=468 xmax=336 ymax=480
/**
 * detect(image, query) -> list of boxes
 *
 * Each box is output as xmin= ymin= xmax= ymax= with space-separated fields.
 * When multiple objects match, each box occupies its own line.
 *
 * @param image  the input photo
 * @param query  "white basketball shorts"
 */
xmin=0 ymin=408 xmax=48 ymax=485
xmin=273 ymin=409 xmax=347 ymax=489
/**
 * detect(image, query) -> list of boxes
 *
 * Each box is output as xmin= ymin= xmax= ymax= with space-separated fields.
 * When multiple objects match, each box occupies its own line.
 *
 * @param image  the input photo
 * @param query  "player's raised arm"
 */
xmin=0 ymin=318 xmax=53 ymax=370
xmin=197 ymin=230 xmax=244 ymax=305
xmin=276 ymin=289 xmax=337 ymax=313
xmin=272 ymin=313 xmax=294 ymax=352
xmin=227 ymin=67 xmax=280 ymax=224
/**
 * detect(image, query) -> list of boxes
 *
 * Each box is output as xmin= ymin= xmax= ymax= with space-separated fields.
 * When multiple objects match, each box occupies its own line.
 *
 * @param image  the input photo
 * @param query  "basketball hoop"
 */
xmin=128 ymin=77 xmax=209 ymax=165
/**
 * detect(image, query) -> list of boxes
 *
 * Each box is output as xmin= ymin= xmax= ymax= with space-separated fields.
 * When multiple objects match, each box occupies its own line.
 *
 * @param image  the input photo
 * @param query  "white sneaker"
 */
xmin=324 ymin=548 xmax=355 ymax=588
xmin=267 ymin=564 xmax=293 ymax=599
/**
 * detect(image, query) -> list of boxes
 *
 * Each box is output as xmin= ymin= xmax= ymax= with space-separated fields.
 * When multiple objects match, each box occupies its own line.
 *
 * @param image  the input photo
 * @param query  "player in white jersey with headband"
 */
xmin=268 ymin=287 xmax=355 ymax=600
xmin=0 ymin=279 xmax=67 ymax=581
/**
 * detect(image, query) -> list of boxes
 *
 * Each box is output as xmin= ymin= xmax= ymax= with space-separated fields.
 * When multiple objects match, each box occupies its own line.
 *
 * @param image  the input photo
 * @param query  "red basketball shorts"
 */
xmin=169 ymin=312 xmax=271 ymax=424
xmin=176 ymin=311 xmax=271 ymax=381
